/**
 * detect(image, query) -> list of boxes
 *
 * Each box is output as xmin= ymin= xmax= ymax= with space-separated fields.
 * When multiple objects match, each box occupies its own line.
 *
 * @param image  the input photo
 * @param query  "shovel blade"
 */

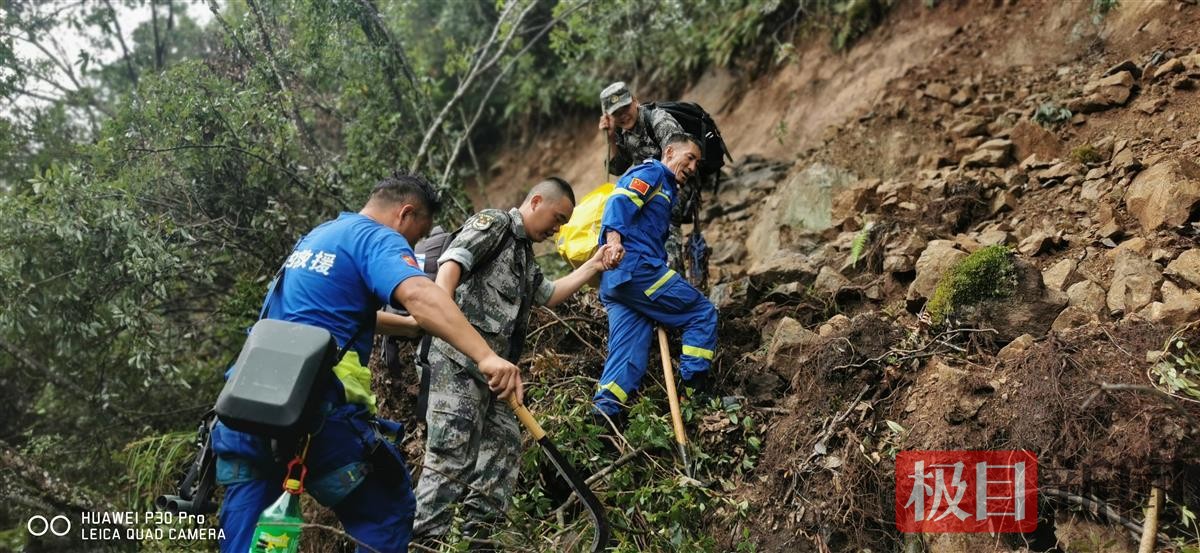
xmin=537 ymin=436 xmax=612 ymax=552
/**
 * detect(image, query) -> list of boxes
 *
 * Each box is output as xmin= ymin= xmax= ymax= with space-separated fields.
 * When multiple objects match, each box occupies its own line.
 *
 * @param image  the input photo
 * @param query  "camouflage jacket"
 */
xmin=607 ymin=105 xmax=684 ymax=176
xmin=429 ymin=208 xmax=555 ymax=379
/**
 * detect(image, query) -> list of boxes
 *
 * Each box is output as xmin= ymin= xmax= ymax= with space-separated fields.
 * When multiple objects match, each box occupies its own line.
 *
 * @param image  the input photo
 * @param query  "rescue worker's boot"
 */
xmin=682 ymin=371 xmax=712 ymax=404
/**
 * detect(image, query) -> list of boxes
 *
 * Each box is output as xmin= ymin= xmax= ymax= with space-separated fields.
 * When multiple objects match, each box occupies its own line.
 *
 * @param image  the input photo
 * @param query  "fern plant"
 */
xmin=849 ymin=221 xmax=875 ymax=268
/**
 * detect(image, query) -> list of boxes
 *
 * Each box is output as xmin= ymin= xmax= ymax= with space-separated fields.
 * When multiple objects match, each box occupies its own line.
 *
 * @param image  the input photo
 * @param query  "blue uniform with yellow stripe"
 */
xmin=594 ymin=160 xmax=718 ymax=416
xmin=212 ymin=212 xmax=425 ymax=553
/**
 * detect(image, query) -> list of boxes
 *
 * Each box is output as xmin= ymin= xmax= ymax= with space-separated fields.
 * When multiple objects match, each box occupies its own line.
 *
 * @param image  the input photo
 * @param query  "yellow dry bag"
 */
xmin=556 ymin=183 xmax=614 ymax=268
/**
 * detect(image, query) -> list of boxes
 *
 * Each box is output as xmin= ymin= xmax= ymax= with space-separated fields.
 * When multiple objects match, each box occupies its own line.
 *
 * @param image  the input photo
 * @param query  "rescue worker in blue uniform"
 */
xmin=211 ymin=174 xmax=524 ymax=553
xmin=593 ymin=134 xmax=718 ymax=422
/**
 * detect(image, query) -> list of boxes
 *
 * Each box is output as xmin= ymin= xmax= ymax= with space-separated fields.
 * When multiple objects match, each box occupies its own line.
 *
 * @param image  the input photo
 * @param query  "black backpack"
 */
xmin=642 ymin=101 xmax=732 ymax=176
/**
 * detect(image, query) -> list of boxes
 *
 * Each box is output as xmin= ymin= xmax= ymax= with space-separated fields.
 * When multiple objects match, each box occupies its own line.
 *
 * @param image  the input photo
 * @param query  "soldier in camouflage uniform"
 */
xmin=411 ymin=178 xmax=615 ymax=549
xmin=598 ymin=81 xmax=698 ymax=279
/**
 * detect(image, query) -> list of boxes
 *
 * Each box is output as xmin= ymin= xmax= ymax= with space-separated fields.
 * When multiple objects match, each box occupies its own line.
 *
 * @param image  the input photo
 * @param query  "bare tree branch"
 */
xmin=205 ymin=0 xmax=256 ymax=62
xmin=409 ymin=0 xmax=537 ymax=174
xmin=150 ymin=0 xmax=165 ymax=72
xmin=245 ymin=0 xmax=323 ymax=161
xmin=353 ymin=0 xmax=430 ymax=128
xmin=438 ymin=0 xmax=593 ymax=187
xmin=102 ymin=0 xmax=139 ymax=88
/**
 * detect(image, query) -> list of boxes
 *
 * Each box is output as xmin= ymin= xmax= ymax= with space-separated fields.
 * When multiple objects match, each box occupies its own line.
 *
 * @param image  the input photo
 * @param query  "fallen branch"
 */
xmin=1138 ymin=486 xmax=1162 ymax=553
xmin=799 ymin=383 xmax=871 ymax=472
xmin=830 ymin=327 xmax=997 ymax=372
xmin=266 ymin=522 xmax=382 ymax=553
xmin=538 ymin=306 xmax=602 ymax=357
xmin=553 ymin=446 xmax=648 ymax=518
xmin=1042 ymin=488 xmax=1170 ymax=546
xmin=1098 ymin=382 xmax=1200 ymax=433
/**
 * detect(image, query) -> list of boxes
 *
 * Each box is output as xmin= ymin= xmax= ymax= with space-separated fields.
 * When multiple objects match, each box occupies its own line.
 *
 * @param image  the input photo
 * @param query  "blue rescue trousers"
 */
xmin=594 ymin=258 xmax=718 ymax=415
xmin=212 ymin=403 xmax=416 ymax=553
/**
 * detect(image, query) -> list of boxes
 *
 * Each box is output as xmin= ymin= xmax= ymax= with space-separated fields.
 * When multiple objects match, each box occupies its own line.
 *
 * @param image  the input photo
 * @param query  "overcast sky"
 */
xmin=5 ymin=1 xmax=216 ymax=115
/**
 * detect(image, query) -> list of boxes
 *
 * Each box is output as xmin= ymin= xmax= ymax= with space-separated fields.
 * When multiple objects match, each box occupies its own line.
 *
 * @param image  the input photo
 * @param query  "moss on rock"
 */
xmin=926 ymin=245 xmax=1018 ymax=325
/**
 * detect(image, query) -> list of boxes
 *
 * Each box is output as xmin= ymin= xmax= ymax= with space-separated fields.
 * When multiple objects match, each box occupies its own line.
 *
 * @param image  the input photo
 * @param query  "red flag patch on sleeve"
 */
xmin=403 ymin=254 xmax=420 ymax=268
xmin=629 ymin=178 xmax=651 ymax=195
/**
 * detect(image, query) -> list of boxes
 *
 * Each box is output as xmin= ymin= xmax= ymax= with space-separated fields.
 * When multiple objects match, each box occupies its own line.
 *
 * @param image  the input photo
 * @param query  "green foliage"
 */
xmin=1091 ymin=0 xmax=1119 ymax=18
xmin=833 ymin=0 xmax=893 ymax=52
xmin=492 ymin=367 xmax=761 ymax=551
xmin=1070 ymin=144 xmax=1103 ymax=164
xmin=120 ymin=430 xmax=198 ymax=511
xmin=925 ymin=245 xmax=1018 ymax=326
xmin=1152 ymin=338 xmax=1200 ymax=401
xmin=848 ymin=220 xmax=875 ymax=268
xmin=1033 ymin=102 xmax=1072 ymax=127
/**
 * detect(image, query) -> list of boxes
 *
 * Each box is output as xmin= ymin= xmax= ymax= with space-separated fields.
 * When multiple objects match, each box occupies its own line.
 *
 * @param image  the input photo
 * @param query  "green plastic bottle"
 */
xmin=248 ymin=478 xmax=303 ymax=553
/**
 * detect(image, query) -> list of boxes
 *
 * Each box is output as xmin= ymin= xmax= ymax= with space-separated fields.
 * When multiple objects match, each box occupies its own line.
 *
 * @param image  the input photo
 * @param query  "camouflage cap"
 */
xmin=600 ymin=81 xmax=633 ymax=115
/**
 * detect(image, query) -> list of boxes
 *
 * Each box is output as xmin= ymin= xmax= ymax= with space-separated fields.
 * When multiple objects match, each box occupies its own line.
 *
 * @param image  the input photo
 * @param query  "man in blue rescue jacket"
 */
xmin=593 ymin=134 xmax=718 ymax=423
xmin=211 ymin=174 xmax=523 ymax=553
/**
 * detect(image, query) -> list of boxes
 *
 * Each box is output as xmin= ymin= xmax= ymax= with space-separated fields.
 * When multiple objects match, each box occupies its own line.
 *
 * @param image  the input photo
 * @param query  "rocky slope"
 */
xmin=689 ymin=1 xmax=1200 ymax=550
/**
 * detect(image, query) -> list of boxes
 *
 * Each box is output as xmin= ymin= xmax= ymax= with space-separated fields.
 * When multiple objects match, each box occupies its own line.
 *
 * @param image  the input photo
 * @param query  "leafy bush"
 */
xmin=1153 ymin=338 xmax=1200 ymax=401
xmin=1070 ymin=144 xmax=1103 ymax=164
xmin=1033 ymin=102 xmax=1072 ymax=127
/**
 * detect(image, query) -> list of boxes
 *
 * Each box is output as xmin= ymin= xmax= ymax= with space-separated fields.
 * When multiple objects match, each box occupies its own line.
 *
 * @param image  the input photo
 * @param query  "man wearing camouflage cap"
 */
xmin=599 ymin=81 xmax=698 ymax=280
xmin=598 ymin=81 xmax=685 ymax=177
xmin=411 ymin=177 xmax=615 ymax=550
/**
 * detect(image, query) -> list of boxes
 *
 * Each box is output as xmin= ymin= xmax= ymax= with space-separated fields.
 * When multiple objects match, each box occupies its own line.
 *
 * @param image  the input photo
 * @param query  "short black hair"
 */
xmin=665 ymin=132 xmax=702 ymax=152
xmin=370 ymin=173 xmax=441 ymax=215
xmin=526 ymin=176 xmax=576 ymax=206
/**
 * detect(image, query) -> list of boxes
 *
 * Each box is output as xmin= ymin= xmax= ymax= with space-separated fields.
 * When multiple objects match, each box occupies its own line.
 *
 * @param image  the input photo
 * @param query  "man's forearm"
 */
xmin=605 ymin=230 xmax=623 ymax=247
xmin=547 ymin=263 xmax=601 ymax=307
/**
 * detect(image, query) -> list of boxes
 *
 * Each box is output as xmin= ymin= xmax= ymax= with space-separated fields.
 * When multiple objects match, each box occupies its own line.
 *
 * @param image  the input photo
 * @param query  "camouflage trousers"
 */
xmin=412 ymin=354 xmax=521 ymax=545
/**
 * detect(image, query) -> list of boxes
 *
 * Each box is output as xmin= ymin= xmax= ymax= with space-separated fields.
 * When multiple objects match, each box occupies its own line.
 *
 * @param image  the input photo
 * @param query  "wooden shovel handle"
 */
xmin=658 ymin=327 xmax=688 ymax=448
xmin=507 ymin=395 xmax=546 ymax=440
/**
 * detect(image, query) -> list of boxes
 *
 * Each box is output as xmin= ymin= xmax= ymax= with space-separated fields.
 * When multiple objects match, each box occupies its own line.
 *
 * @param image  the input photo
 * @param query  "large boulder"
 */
xmin=747 ymin=252 xmax=817 ymax=289
xmin=745 ymin=163 xmax=857 ymax=264
xmin=954 ymin=257 xmax=1065 ymax=342
xmin=708 ymin=277 xmax=753 ymax=313
xmin=1125 ymin=157 xmax=1200 ymax=232
xmin=906 ymin=240 xmax=969 ymax=304
xmin=961 ymin=139 xmax=1014 ymax=168
xmin=1139 ymin=281 xmax=1200 ymax=325
xmin=1068 ymin=71 xmax=1134 ymax=113
xmin=766 ymin=317 xmax=820 ymax=379
xmin=1066 ymin=280 xmax=1107 ymax=315
xmin=1042 ymin=258 xmax=1080 ymax=292
xmin=1106 ymin=250 xmax=1163 ymax=315
xmin=884 ymin=233 xmax=928 ymax=273
xmin=813 ymin=266 xmax=850 ymax=296
xmin=1009 ymin=119 xmax=1063 ymax=162
xmin=831 ymin=178 xmax=880 ymax=220
xmin=1165 ymin=249 xmax=1200 ymax=289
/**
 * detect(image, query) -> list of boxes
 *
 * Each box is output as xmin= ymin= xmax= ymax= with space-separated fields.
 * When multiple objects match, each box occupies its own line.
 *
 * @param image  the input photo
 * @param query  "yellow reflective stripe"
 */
xmin=644 ymin=269 xmax=677 ymax=297
xmin=332 ymin=351 xmax=378 ymax=414
xmin=599 ymin=381 xmax=628 ymax=402
xmin=612 ymin=188 xmax=645 ymax=208
xmin=652 ymin=190 xmax=669 ymax=203
xmin=682 ymin=345 xmax=714 ymax=360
